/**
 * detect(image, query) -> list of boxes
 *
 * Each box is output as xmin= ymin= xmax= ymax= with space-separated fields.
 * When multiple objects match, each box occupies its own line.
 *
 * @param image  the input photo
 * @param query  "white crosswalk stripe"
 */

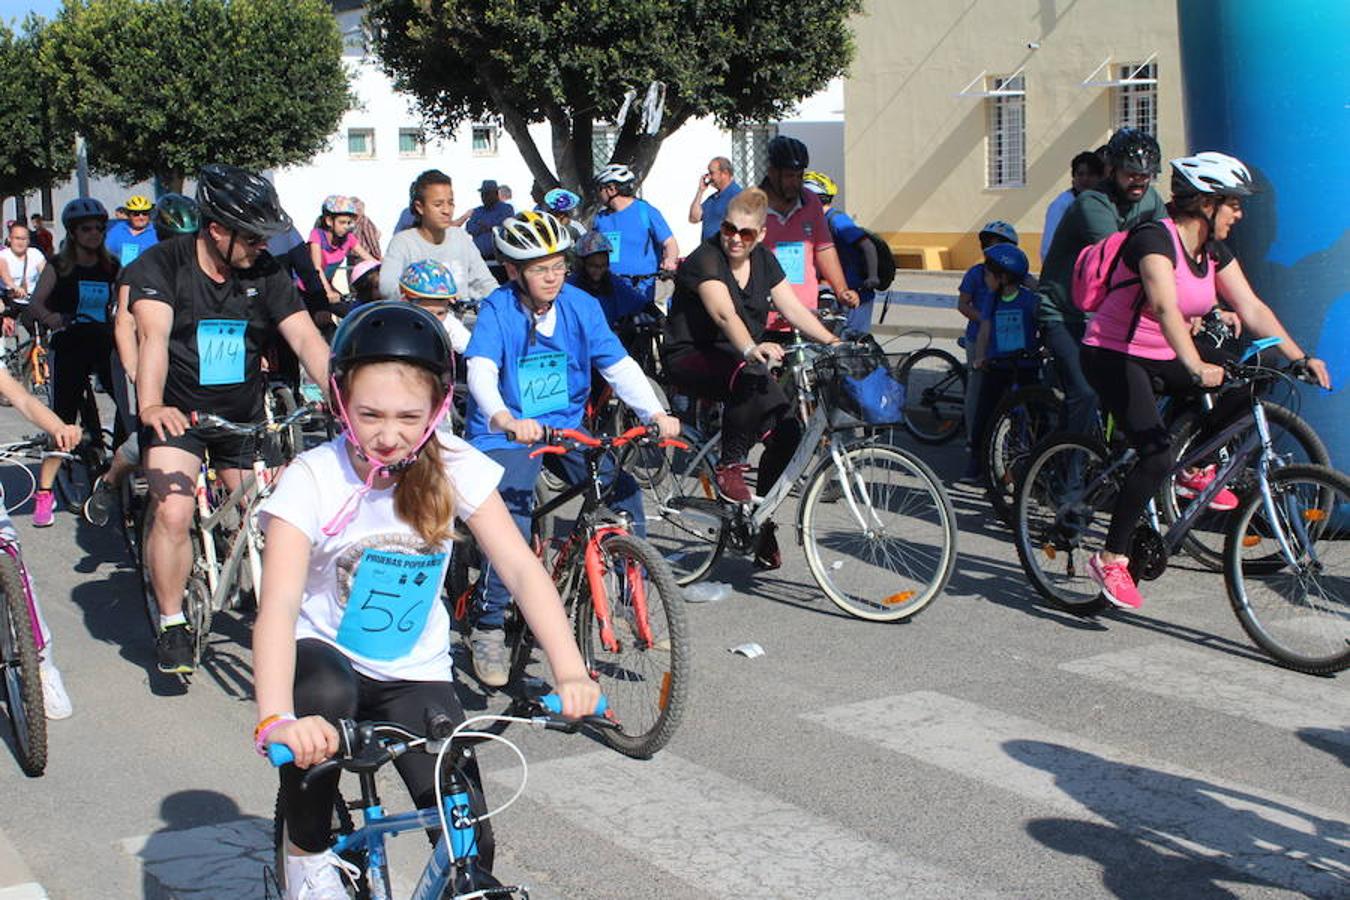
xmin=1060 ymin=642 xmax=1350 ymax=740
xmin=802 ymin=690 xmax=1350 ymax=898
xmin=488 ymin=750 xmax=999 ymax=899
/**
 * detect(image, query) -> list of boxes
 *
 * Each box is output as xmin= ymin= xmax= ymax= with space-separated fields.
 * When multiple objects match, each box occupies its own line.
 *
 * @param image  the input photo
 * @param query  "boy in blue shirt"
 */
xmin=463 ymin=211 xmax=679 ymax=686
xmin=592 ymin=164 xmax=679 ymax=301
xmin=957 ymin=220 xmax=1019 ymax=480
xmin=969 ymin=243 xmax=1040 ymax=479
xmin=803 ymin=171 xmax=881 ymax=334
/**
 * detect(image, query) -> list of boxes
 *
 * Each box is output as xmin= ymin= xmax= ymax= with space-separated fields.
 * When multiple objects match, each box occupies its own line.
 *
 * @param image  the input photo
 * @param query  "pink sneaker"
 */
xmin=32 ymin=490 xmax=55 ymax=528
xmin=1088 ymin=553 xmax=1144 ymax=610
xmin=1175 ymin=465 xmax=1238 ymax=512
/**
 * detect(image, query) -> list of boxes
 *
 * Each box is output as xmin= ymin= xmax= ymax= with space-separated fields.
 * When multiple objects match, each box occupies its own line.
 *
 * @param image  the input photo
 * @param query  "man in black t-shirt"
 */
xmin=132 ymin=164 xmax=330 ymax=675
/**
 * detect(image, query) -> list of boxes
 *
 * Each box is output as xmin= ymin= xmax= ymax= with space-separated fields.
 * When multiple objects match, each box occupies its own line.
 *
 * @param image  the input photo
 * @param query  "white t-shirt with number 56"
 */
xmin=259 ymin=432 xmax=503 ymax=682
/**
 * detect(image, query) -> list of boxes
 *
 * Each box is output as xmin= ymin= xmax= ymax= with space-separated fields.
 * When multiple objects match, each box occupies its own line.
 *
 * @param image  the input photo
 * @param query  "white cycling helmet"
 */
xmin=594 ymin=163 xmax=636 ymax=187
xmin=493 ymin=211 xmax=574 ymax=262
xmin=1170 ymin=152 xmax=1256 ymax=198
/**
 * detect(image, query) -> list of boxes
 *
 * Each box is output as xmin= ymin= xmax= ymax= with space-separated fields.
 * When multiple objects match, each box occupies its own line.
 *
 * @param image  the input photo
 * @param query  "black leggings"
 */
xmin=280 ymin=639 xmax=494 ymax=867
xmin=50 ymin=324 xmax=118 ymax=448
xmin=1081 ymin=344 xmax=1243 ymax=554
xmin=665 ymin=347 xmax=803 ymax=494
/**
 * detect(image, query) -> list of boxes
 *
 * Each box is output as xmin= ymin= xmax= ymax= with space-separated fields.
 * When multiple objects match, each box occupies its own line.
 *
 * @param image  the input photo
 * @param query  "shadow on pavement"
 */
xmin=130 ymin=790 xmax=273 ymax=899
xmin=1010 ymin=739 xmax=1350 ymax=899
xmin=1296 ymin=727 xmax=1350 ymax=767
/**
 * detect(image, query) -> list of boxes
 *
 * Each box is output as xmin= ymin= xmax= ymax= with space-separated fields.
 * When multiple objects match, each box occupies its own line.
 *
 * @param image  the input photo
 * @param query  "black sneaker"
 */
xmin=83 ymin=475 xmax=116 ymax=526
xmin=156 ymin=624 xmax=195 ymax=674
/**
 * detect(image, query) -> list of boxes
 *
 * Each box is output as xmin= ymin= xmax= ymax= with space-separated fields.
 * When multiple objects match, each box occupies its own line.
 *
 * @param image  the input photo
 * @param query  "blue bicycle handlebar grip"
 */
xmin=540 ymin=693 xmax=608 ymax=716
xmin=267 ymin=743 xmax=296 ymax=767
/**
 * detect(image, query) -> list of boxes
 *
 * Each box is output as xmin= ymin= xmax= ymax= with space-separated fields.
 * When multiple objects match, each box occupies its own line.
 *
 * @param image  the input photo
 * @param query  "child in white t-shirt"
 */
xmin=253 ymin=302 xmax=599 ymax=897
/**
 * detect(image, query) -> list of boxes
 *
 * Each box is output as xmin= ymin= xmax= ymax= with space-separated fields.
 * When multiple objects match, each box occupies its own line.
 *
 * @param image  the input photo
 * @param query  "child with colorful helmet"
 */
xmin=309 ymin=194 xmax=373 ymax=305
xmin=398 ymin=258 xmax=471 ymax=353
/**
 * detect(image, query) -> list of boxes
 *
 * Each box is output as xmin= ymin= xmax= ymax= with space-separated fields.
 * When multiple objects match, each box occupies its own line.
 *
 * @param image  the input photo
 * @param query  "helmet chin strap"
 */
xmin=321 ymin=374 xmax=455 ymax=537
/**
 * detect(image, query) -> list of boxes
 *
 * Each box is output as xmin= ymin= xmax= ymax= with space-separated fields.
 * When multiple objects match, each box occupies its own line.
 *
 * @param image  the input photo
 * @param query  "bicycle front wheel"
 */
xmin=984 ymin=385 xmax=1062 ymax=524
xmin=1012 ymin=434 xmax=1115 ymax=615
xmin=642 ymin=430 xmax=727 ymax=585
xmin=897 ymin=348 xmax=966 ymax=445
xmin=800 ymin=444 xmax=957 ymax=621
xmin=273 ymin=786 xmax=378 ymax=899
xmin=1224 ymin=464 xmax=1350 ymax=675
xmin=0 ymin=556 xmax=47 ymax=776
xmin=573 ymin=533 xmax=689 ymax=758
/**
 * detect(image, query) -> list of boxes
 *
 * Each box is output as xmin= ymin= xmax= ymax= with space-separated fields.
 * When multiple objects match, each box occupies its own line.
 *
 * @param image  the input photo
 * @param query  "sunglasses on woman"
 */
xmin=719 ymin=221 xmax=759 ymax=242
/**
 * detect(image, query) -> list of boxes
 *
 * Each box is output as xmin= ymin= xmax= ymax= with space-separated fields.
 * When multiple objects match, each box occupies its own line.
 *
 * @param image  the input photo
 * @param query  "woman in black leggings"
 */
xmin=662 ymin=188 xmax=840 ymax=569
xmin=28 ymin=197 xmax=120 ymax=528
xmin=1078 ymin=152 xmax=1330 ymax=610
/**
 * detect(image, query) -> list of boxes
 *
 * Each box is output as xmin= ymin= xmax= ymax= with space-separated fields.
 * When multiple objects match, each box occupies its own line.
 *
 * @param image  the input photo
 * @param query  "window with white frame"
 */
xmin=348 ymin=127 xmax=375 ymax=160
xmin=1114 ymin=61 xmax=1157 ymax=135
xmin=398 ymin=128 xmax=425 ymax=158
xmin=986 ymin=74 xmax=1026 ymax=188
xmin=731 ymin=124 xmax=777 ymax=187
xmin=471 ymin=122 xmax=499 ymax=157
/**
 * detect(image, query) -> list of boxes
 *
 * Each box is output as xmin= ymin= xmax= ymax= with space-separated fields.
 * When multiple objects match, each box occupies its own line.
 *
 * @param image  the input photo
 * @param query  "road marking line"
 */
xmin=802 ymin=690 xmax=1350 ymax=897
xmin=488 ymin=750 xmax=996 ymax=899
xmin=1060 ymin=642 xmax=1350 ymax=740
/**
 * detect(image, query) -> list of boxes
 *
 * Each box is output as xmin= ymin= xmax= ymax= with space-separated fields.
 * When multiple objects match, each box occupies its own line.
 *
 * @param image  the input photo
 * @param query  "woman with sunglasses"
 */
xmin=27 ymin=197 xmax=121 ymax=528
xmin=662 ymin=187 xmax=841 ymax=569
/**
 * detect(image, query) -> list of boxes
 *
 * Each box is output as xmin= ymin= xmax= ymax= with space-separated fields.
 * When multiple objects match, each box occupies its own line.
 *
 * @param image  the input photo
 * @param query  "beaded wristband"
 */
xmin=254 ymin=713 xmax=296 ymax=757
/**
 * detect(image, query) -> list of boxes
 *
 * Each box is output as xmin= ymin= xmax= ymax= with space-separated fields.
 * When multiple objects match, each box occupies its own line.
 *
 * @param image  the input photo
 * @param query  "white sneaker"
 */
xmin=285 ymin=849 xmax=360 ymax=900
xmin=39 ymin=660 xmax=72 ymax=720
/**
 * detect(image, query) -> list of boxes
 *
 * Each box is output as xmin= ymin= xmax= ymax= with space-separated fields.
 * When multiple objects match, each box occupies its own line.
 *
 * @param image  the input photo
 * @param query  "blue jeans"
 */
xmin=472 ymin=441 xmax=645 ymax=629
xmin=1040 ymin=317 xmax=1098 ymax=436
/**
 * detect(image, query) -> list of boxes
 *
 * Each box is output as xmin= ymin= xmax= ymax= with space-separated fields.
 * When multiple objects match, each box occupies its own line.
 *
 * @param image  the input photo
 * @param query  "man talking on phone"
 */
xmin=688 ymin=157 xmax=742 ymax=242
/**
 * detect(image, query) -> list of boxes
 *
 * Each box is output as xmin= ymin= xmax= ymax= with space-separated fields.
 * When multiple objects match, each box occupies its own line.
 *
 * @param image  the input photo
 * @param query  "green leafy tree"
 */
xmin=42 ymin=0 xmax=353 ymax=192
xmin=368 ymin=0 xmax=861 ymax=195
xmin=0 ymin=16 xmax=76 ymax=202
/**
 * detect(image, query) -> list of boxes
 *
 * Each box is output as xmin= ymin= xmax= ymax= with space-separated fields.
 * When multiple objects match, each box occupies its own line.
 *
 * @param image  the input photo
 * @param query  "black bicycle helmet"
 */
xmin=153 ymin=193 xmax=200 ymax=240
xmin=195 ymin=163 xmax=293 ymax=237
xmin=767 ymin=135 xmax=810 ymax=170
xmin=61 ymin=197 xmax=108 ymax=229
xmin=1104 ymin=128 xmax=1161 ymax=175
xmin=330 ymin=302 xmax=453 ymax=389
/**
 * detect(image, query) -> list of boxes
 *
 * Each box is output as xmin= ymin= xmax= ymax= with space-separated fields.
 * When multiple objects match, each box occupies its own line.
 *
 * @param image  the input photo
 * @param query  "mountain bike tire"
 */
xmin=896 ymin=348 xmax=966 ymax=445
xmin=983 ymin=385 xmax=1062 ymax=524
xmin=0 ymin=556 xmax=46 ymax=776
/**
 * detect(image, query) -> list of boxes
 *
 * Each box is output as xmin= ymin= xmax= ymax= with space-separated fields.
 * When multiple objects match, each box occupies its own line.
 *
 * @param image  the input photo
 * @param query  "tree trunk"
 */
xmin=40 ymin=186 xmax=53 ymax=220
xmin=14 ymin=195 xmax=27 ymax=223
xmin=160 ymin=172 xmax=185 ymax=194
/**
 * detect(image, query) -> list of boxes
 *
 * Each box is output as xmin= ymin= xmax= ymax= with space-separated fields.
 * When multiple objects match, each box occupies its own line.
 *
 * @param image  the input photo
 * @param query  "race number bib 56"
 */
xmin=335 ymin=549 xmax=446 ymax=661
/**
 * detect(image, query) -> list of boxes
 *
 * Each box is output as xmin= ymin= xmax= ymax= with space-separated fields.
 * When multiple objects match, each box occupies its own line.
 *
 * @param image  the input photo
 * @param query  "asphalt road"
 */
xmin=0 ymin=338 xmax=1345 ymax=898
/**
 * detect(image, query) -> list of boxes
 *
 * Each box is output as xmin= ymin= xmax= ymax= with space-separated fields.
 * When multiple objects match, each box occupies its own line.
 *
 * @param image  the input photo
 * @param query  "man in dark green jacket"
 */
xmin=1037 ymin=128 xmax=1165 ymax=433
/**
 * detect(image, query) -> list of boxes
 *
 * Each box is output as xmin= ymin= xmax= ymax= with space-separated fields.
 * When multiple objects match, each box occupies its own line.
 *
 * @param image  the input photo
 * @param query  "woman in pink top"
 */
xmin=308 ymin=195 xmax=372 ymax=304
xmin=1078 ymin=152 xmax=1330 ymax=611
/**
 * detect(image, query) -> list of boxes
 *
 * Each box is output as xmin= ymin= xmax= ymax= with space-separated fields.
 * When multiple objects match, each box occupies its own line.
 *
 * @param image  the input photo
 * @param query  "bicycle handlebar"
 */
xmin=518 ymin=424 xmax=688 ymax=459
xmin=189 ymin=401 xmax=324 ymax=436
xmin=265 ymin=693 xmax=610 ymax=772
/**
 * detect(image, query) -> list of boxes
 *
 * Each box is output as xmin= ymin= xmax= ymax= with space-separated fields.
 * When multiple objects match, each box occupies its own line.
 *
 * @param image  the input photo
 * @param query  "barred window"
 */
xmin=986 ymin=74 xmax=1026 ymax=188
xmin=1115 ymin=62 xmax=1158 ymax=135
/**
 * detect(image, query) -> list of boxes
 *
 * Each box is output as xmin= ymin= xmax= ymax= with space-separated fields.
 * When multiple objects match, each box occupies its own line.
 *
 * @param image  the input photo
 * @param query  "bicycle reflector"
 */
xmin=883 ymin=590 xmax=916 ymax=606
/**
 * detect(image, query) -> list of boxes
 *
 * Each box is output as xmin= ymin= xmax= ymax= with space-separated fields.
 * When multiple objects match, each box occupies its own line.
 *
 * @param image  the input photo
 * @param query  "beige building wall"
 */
xmin=845 ymin=0 xmax=1184 ymax=270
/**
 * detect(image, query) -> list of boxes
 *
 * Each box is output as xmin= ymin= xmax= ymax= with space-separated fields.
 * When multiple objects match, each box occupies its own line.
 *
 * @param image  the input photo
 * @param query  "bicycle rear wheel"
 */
xmin=0 ymin=556 xmax=46 ymax=776
xmin=1012 ymin=434 xmax=1116 ymax=615
xmin=1224 ymin=464 xmax=1349 ymax=674
xmin=268 ymin=385 xmax=305 ymax=462
xmin=896 ymin=348 xmax=965 ymax=445
xmin=1161 ymin=402 xmax=1328 ymax=572
xmin=800 ymin=443 xmax=956 ymax=621
xmin=573 ymin=533 xmax=689 ymax=758
xmin=642 ymin=429 xmax=727 ymax=585
xmin=984 ymin=385 xmax=1062 ymax=523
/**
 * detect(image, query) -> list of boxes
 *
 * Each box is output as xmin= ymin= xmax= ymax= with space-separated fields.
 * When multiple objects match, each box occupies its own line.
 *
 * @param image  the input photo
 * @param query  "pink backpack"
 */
xmin=1071 ymin=220 xmax=1159 ymax=312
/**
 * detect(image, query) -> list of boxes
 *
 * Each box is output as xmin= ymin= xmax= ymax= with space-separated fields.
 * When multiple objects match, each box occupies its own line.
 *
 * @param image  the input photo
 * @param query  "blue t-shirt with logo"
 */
xmin=959 ymin=263 xmax=992 ymax=346
xmin=464 ymin=282 xmax=628 ymax=452
xmin=977 ymin=284 xmax=1040 ymax=359
xmin=105 ymin=220 xmax=159 ymax=268
xmin=825 ymin=208 xmax=870 ymax=290
xmin=592 ymin=199 xmax=673 ymax=277
xmin=699 ymin=182 xmax=743 ymax=241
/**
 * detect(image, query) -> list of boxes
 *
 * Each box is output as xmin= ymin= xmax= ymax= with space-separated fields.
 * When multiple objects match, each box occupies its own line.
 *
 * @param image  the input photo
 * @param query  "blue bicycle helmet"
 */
xmin=984 ymin=243 xmax=1029 ymax=280
xmin=979 ymin=220 xmax=1018 ymax=245
xmin=398 ymin=259 xmax=458 ymax=300
xmin=543 ymin=188 xmax=581 ymax=214
xmin=61 ymin=197 xmax=109 ymax=229
xmin=574 ymin=230 xmax=613 ymax=258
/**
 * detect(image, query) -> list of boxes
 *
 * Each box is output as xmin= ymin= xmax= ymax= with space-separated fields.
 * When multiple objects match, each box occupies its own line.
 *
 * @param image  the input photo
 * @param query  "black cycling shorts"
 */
xmin=141 ymin=423 xmax=282 ymax=470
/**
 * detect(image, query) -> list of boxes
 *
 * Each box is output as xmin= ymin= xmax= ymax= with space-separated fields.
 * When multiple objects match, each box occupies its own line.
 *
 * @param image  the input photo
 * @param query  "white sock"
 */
xmin=160 ymin=613 xmax=187 ymax=629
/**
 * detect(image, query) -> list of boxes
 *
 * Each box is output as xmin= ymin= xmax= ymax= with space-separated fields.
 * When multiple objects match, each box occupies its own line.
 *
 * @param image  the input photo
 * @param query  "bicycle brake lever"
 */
xmin=657 ymin=438 xmax=689 ymax=451
xmin=528 ymin=446 xmax=567 ymax=459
